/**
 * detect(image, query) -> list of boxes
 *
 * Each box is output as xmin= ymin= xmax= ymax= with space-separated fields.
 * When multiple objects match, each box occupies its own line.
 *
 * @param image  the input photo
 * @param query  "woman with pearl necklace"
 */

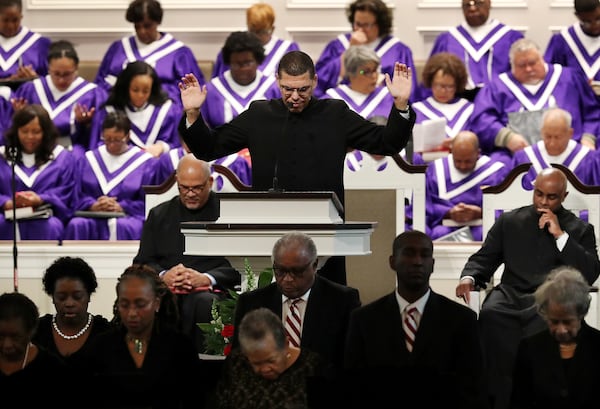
xmin=33 ymin=256 xmax=112 ymax=370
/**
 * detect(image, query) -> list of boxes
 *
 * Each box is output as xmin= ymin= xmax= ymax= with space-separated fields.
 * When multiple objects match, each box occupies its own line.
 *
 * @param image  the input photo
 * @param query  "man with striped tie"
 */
xmin=343 ymin=230 xmax=488 ymax=408
xmin=232 ymin=231 xmax=361 ymax=372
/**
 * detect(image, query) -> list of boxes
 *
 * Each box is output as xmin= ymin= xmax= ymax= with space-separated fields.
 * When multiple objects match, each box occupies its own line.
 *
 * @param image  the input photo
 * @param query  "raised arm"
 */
xmin=179 ymin=73 xmax=208 ymax=125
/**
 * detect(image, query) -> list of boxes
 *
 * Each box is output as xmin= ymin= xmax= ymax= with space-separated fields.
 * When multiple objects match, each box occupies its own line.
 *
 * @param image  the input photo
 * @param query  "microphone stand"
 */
xmin=269 ymin=102 xmax=291 ymax=192
xmin=8 ymin=146 xmax=18 ymax=292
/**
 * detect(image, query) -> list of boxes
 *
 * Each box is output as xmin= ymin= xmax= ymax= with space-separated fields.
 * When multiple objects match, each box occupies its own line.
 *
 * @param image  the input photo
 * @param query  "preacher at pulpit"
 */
xmin=178 ymin=50 xmax=415 ymax=284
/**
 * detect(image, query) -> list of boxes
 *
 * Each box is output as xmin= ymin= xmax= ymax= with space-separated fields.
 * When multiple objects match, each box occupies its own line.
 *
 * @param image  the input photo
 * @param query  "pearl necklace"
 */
xmin=127 ymin=336 xmax=146 ymax=354
xmin=52 ymin=313 xmax=92 ymax=340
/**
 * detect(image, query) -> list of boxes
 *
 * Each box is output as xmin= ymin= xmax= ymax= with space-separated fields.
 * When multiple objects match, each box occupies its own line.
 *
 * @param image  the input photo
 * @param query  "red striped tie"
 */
xmin=403 ymin=306 xmax=419 ymax=352
xmin=285 ymin=299 xmax=302 ymax=347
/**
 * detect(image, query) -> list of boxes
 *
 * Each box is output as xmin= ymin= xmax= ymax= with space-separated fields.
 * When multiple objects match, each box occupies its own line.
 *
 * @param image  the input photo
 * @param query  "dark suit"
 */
xmin=133 ymin=193 xmax=240 ymax=353
xmin=511 ymin=322 xmax=600 ymax=409
xmin=342 ymin=291 xmax=488 ymax=408
xmin=232 ymin=275 xmax=360 ymax=370
xmin=460 ymin=205 xmax=600 ymax=409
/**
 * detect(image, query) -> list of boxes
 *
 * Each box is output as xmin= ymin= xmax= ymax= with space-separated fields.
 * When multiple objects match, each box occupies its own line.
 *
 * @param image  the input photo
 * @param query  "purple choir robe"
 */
xmin=314 ymin=33 xmax=418 ymax=99
xmin=429 ymin=19 xmax=523 ymax=90
xmin=15 ymin=76 xmax=108 ymax=158
xmin=94 ymin=33 xmax=204 ymax=106
xmin=512 ymin=140 xmax=595 ymax=189
xmin=0 ymin=145 xmax=75 ymax=240
xmin=544 ymin=24 xmax=600 ymax=97
xmin=470 ymin=64 xmax=600 ymax=159
xmin=151 ymin=147 xmax=252 ymax=188
xmin=412 ymin=97 xmax=474 ymax=141
xmin=426 ymin=154 xmax=507 ymax=241
xmin=64 ymin=145 xmax=155 ymax=240
xmin=212 ymin=36 xmax=300 ymax=78
xmin=324 ymin=84 xmax=393 ymax=119
xmin=0 ymin=27 xmax=51 ymax=80
xmin=200 ymin=70 xmax=281 ymax=128
xmin=90 ymin=101 xmax=182 ymax=154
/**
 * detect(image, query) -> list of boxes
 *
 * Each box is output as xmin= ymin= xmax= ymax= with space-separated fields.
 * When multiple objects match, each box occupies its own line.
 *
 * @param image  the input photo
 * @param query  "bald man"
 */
xmin=425 ymin=131 xmax=507 ymax=241
xmin=512 ymin=107 xmax=595 ymax=189
xmin=134 ymin=153 xmax=240 ymax=353
xmin=456 ymin=167 xmax=600 ymax=408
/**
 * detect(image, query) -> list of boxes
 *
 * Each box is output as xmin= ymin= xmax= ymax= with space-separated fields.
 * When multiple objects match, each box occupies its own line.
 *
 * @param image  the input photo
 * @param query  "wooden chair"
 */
xmin=143 ymin=163 xmax=251 ymax=218
xmin=343 ymin=152 xmax=428 ymax=234
xmin=470 ymin=163 xmax=599 ymax=327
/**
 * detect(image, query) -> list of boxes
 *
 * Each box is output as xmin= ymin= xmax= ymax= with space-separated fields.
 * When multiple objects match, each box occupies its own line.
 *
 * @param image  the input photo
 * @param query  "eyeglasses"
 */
xmin=101 ymin=136 xmax=128 ymax=144
xmin=273 ymin=260 xmax=315 ymax=279
xmin=462 ymin=0 xmax=487 ymax=9
xmin=230 ymin=60 xmax=257 ymax=70
xmin=280 ymin=84 xmax=312 ymax=97
xmin=580 ymin=17 xmax=600 ymax=29
xmin=432 ymin=83 xmax=457 ymax=91
xmin=49 ymin=70 xmax=77 ymax=79
xmin=353 ymin=21 xmax=377 ymax=30
xmin=358 ymin=67 xmax=379 ymax=76
xmin=177 ymin=179 xmax=210 ymax=195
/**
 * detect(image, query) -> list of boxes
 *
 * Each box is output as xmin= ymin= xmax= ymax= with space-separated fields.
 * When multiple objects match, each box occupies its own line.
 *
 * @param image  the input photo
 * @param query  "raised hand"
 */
xmin=179 ymin=73 xmax=207 ymax=124
xmin=385 ymin=62 xmax=412 ymax=110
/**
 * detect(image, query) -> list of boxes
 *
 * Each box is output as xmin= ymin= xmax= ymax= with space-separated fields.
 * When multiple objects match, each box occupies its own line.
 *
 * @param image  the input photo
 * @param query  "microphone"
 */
xmin=269 ymin=102 xmax=292 ymax=192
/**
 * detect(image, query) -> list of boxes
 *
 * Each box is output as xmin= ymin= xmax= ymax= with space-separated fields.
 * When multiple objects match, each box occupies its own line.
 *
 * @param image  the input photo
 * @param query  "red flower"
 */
xmin=221 ymin=324 xmax=235 ymax=338
xmin=223 ymin=343 xmax=232 ymax=356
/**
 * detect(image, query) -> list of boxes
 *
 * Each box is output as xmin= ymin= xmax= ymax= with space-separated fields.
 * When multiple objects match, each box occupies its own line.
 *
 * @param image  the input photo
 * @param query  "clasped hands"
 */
xmin=163 ymin=264 xmax=211 ymax=294
xmin=4 ymin=191 xmax=42 ymax=210
xmin=90 ymin=196 xmax=123 ymax=213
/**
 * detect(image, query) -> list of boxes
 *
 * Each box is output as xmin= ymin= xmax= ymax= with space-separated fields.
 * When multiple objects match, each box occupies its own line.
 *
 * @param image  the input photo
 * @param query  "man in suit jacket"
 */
xmin=133 ymin=153 xmax=240 ymax=353
xmin=343 ymin=230 xmax=488 ymax=409
xmin=232 ymin=231 xmax=361 ymax=372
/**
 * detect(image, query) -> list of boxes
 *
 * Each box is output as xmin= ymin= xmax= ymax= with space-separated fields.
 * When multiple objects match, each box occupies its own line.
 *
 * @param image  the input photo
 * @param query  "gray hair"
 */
xmin=535 ymin=266 xmax=591 ymax=319
xmin=238 ymin=308 xmax=287 ymax=354
xmin=271 ymin=231 xmax=317 ymax=264
xmin=541 ymin=107 xmax=573 ymax=129
xmin=343 ymin=45 xmax=380 ymax=77
xmin=509 ymin=38 xmax=542 ymax=67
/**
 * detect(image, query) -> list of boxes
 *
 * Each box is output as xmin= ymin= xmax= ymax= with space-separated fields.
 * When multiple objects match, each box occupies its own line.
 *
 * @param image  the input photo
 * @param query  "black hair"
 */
xmin=346 ymin=0 xmax=393 ymax=37
xmin=126 ymin=0 xmax=163 ymax=24
xmin=104 ymin=60 xmax=168 ymax=109
xmin=43 ymin=256 xmax=98 ymax=296
xmin=222 ymin=31 xmax=266 ymax=66
xmin=47 ymin=40 xmax=79 ymax=66
xmin=102 ymin=110 xmax=131 ymax=134
xmin=4 ymin=104 xmax=59 ymax=168
xmin=575 ymin=0 xmax=600 ymax=13
xmin=112 ymin=264 xmax=180 ymax=332
xmin=0 ymin=292 xmax=39 ymax=336
xmin=277 ymin=50 xmax=315 ymax=77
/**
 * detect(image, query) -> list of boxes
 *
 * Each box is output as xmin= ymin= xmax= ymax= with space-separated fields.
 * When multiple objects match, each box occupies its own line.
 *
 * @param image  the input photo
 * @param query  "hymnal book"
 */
xmin=507 ymin=110 xmax=545 ymax=146
xmin=4 ymin=204 xmax=53 ymax=220
xmin=74 ymin=210 xmax=126 ymax=218
xmin=434 ymin=225 xmax=475 ymax=242
xmin=442 ymin=218 xmax=482 ymax=227
xmin=412 ymin=117 xmax=447 ymax=153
